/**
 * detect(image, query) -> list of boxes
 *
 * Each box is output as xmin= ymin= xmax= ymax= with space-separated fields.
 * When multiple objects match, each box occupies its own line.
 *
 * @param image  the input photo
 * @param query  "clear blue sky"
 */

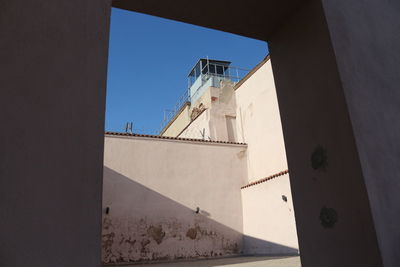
xmin=106 ymin=8 xmax=268 ymax=134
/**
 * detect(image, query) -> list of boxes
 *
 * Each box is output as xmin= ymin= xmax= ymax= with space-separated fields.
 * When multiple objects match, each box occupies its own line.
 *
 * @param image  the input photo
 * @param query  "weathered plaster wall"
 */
xmin=0 ymin=1 xmax=111 ymax=266
xmin=241 ymin=174 xmax=299 ymax=255
xmin=235 ymin=60 xmax=288 ymax=182
xmin=179 ymin=60 xmax=298 ymax=255
xmin=179 ymin=82 xmax=237 ymax=142
xmin=163 ymin=86 xmax=215 ymax=139
xmin=177 ymin=86 xmax=216 ymax=140
xmin=161 ymin=104 xmax=190 ymax=137
xmin=208 ymin=82 xmax=237 ymax=142
xmin=102 ymin=135 xmax=247 ymax=264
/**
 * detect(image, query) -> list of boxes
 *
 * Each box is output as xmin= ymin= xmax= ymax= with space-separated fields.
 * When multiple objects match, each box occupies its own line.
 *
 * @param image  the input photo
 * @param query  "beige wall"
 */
xmin=235 ymin=60 xmax=288 ymax=182
xmin=208 ymin=82 xmax=237 ymax=142
xmin=178 ymin=110 xmax=211 ymax=140
xmin=178 ymin=81 xmax=237 ymax=142
xmin=241 ymin=174 xmax=299 ymax=255
xmin=235 ymin=59 xmax=299 ymax=255
xmin=105 ymin=58 xmax=298 ymax=261
xmin=102 ymin=135 xmax=248 ymax=264
xmin=161 ymin=104 xmax=190 ymax=137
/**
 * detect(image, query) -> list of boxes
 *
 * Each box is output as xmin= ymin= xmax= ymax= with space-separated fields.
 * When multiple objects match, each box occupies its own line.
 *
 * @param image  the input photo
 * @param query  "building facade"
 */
xmin=102 ymin=57 xmax=299 ymax=264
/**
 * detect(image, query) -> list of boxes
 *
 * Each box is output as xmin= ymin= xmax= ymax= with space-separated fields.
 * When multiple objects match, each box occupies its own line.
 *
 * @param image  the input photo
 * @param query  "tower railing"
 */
xmin=158 ymin=90 xmax=190 ymax=134
xmin=159 ymin=62 xmax=249 ymax=135
xmin=188 ymin=61 xmax=249 ymax=88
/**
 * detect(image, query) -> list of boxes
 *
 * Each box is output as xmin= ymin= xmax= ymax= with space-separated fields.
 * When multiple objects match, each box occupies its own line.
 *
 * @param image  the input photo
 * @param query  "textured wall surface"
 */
xmin=178 ymin=110 xmax=211 ymax=140
xmin=241 ymin=174 xmax=299 ymax=255
xmin=269 ymin=0 xmax=382 ymax=266
xmin=102 ymin=135 xmax=247 ymax=264
xmin=0 ymin=1 xmax=111 ymax=266
xmin=235 ymin=59 xmax=288 ymax=182
xmin=178 ymin=82 xmax=237 ymax=142
xmin=233 ymin=59 xmax=298 ymax=254
xmin=322 ymin=1 xmax=400 ymax=266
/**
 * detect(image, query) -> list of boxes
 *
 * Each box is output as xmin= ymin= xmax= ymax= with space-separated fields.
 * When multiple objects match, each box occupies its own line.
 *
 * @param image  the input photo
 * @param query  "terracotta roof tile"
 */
xmin=105 ymin=131 xmax=247 ymax=146
xmin=241 ymin=169 xmax=289 ymax=189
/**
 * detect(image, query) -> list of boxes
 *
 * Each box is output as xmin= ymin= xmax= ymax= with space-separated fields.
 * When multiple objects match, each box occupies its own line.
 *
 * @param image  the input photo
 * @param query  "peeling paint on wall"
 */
xmin=102 ymin=137 xmax=246 ymax=264
xmin=147 ymin=225 xmax=165 ymax=244
xmin=102 ymin=216 xmax=241 ymax=264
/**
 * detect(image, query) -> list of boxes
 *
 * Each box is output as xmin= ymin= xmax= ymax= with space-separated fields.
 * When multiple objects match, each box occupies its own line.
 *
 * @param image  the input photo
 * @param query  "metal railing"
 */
xmin=201 ymin=62 xmax=249 ymax=83
xmin=158 ymin=63 xmax=249 ymax=135
xmin=188 ymin=61 xmax=249 ymax=88
xmin=158 ymin=90 xmax=190 ymax=134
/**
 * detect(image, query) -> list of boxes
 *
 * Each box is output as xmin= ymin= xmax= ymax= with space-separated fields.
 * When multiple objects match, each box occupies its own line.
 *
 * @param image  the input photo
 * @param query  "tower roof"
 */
xmin=188 ymin=58 xmax=231 ymax=77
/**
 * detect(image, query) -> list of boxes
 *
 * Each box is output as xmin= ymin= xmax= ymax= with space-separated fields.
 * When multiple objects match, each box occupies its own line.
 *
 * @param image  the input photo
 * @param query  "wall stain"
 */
xmin=101 ymin=217 xmax=241 ymax=264
xmin=103 ymin=217 xmax=112 ymax=230
xmin=119 ymin=235 xmax=125 ymax=245
xmin=147 ymin=225 xmax=165 ymax=244
xmin=237 ymin=150 xmax=246 ymax=159
xmin=102 ymin=232 xmax=115 ymax=252
xmin=186 ymin=228 xmax=197 ymax=240
xmin=102 ymin=231 xmax=116 ymax=262
xmin=125 ymin=238 xmax=136 ymax=247
xmin=140 ymin=239 xmax=151 ymax=255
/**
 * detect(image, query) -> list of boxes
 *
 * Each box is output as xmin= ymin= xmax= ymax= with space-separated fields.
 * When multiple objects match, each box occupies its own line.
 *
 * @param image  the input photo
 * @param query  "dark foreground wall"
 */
xmin=0 ymin=1 xmax=111 ymax=266
xmin=322 ymin=1 xmax=400 ymax=266
xmin=269 ymin=0 xmax=400 ymax=266
xmin=269 ymin=1 xmax=381 ymax=266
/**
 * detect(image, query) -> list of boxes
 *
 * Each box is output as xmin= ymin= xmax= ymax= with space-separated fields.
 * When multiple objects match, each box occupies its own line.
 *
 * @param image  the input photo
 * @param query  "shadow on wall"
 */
xmin=102 ymin=167 xmax=296 ymax=265
xmin=126 ymin=256 xmax=300 ymax=267
xmin=243 ymin=235 xmax=299 ymax=256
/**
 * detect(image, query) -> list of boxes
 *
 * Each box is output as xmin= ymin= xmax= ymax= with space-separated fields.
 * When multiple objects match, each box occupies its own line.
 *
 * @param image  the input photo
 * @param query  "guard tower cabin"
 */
xmin=188 ymin=59 xmax=233 ymax=105
xmin=159 ymin=58 xmax=245 ymax=137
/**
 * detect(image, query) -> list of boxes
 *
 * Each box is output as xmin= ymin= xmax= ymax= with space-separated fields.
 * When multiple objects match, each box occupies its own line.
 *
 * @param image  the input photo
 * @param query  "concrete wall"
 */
xmin=178 ymin=110 xmax=211 ymax=140
xmin=321 ymin=1 xmax=400 ymax=266
xmin=235 ymin=59 xmax=288 ymax=182
xmin=208 ymin=82 xmax=237 ymax=142
xmin=269 ymin=0 xmax=383 ymax=266
xmin=161 ymin=104 xmax=190 ymax=137
xmin=164 ymin=85 xmax=216 ymax=139
xmin=178 ymin=82 xmax=237 ymax=142
xmin=0 ymin=1 xmax=111 ymax=266
xmin=102 ymin=135 xmax=248 ymax=264
xmin=234 ymin=59 xmax=298 ymax=255
xmin=241 ymin=174 xmax=299 ymax=255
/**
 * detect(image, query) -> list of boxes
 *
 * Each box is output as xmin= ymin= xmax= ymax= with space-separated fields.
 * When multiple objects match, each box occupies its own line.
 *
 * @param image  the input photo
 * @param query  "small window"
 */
xmin=216 ymin=65 xmax=224 ymax=75
xmin=209 ymin=64 xmax=216 ymax=74
xmin=194 ymin=62 xmax=201 ymax=78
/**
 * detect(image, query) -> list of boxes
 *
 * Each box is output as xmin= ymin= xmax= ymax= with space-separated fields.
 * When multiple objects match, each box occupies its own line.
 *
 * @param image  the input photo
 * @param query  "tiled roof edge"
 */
xmin=241 ymin=169 xmax=289 ymax=189
xmin=105 ymin=131 xmax=247 ymax=146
